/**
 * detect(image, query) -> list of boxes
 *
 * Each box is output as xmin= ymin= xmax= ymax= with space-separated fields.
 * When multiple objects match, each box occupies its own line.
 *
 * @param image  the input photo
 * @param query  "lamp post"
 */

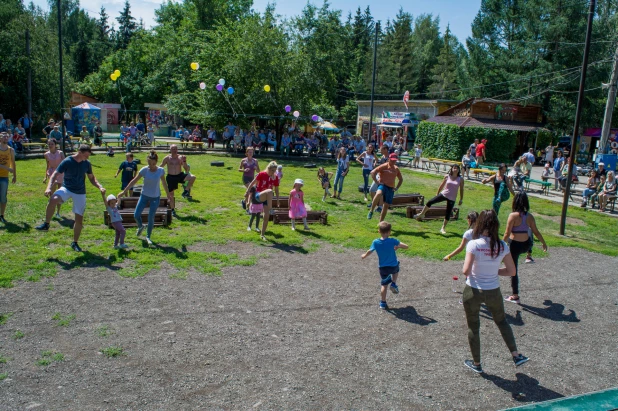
xmin=57 ymin=0 xmax=66 ymax=153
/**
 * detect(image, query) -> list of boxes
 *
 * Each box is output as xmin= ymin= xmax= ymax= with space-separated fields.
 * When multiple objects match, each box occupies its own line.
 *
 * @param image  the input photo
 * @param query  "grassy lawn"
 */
xmin=1 ymin=152 xmax=616 ymax=287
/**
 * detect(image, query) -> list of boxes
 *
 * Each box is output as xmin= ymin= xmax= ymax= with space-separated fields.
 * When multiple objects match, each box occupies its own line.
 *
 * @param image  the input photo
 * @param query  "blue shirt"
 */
xmin=370 ymin=237 xmax=401 ymax=268
xmin=227 ymin=125 xmax=236 ymax=136
xmin=56 ymin=157 xmax=92 ymax=195
xmin=119 ymin=160 xmax=138 ymax=184
xmin=553 ymin=157 xmax=564 ymax=172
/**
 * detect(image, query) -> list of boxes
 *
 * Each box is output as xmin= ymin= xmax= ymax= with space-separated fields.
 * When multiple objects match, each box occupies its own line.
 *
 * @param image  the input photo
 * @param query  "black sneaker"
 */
xmin=464 ymin=360 xmax=483 ymax=373
xmin=241 ymin=199 xmax=246 ymax=210
xmin=513 ymin=354 xmax=529 ymax=367
xmin=35 ymin=222 xmax=50 ymax=231
xmin=181 ymin=190 xmax=189 ymax=198
xmin=0 ymin=215 xmax=6 ymax=224
xmin=70 ymin=242 xmax=82 ymax=252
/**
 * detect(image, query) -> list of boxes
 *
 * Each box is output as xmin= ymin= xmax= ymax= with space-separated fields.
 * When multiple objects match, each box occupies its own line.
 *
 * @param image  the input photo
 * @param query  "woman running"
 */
xmin=43 ymin=139 xmax=65 ymax=218
xmin=415 ymin=164 xmax=464 ymax=234
xmin=119 ymin=150 xmax=172 ymax=246
xmin=356 ymin=143 xmax=376 ymax=202
xmin=245 ymin=161 xmax=280 ymax=241
xmin=482 ymin=163 xmax=515 ymax=214
xmin=332 ymin=147 xmax=350 ymax=199
xmin=502 ymin=192 xmax=548 ymax=304
xmin=462 ymin=209 xmax=529 ymax=374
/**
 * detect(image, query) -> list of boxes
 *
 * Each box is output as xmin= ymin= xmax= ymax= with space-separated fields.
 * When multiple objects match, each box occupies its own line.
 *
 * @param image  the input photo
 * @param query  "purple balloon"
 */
xmin=216 ymin=84 xmax=223 ymax=91
xmin=311 ymin=115 xmax=319 ymax=122
xmin=285 ymin=105 xmax=291 ymax=113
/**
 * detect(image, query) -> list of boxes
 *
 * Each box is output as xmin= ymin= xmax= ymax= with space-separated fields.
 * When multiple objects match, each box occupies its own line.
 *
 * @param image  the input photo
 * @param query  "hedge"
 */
xmin=416 ymin=121 xmax=517 ymax=163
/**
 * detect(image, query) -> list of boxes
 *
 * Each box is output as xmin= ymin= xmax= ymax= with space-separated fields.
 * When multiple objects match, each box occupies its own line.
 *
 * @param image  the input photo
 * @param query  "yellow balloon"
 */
xmin=264 ymin=85 xmax=271 ymax=93
xmin=114 ymin=69 xmax=121 ymax=77
xmin=110 ymin=73 xmax=116 ymax=81
xmin=190 ymin=62 xmax=199 ymax=70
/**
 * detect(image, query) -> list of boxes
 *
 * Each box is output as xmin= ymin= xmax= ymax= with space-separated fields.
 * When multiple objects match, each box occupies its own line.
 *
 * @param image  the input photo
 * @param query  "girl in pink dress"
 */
xmin=289 ymin=178 xmax=309 ymax=231
xmin=43 ymin=139 xmax=65 ymax=218
xmin=246 ymin=186 xmax=263 ymax=233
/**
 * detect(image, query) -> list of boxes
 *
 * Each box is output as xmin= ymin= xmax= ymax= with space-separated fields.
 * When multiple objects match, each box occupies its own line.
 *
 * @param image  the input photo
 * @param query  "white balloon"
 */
xmin=293 ymin=110 xmax=300 ymax=118
xmin=218 ymin=78 xmax=226 ymax=86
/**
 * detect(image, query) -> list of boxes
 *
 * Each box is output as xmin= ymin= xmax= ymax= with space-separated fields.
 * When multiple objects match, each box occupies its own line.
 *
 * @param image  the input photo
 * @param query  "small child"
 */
xmin=276 ymin=164 xmax=283 ymax=180
xmin=103 ymin=192 xmax=128 ymax=249
xmin=317 ymin=167 xmax=333 ymax=201
xmin=289 ymin=178 xmax=309 ymax=231
xmin=443 ymin=211 xmax=479 ymax=261
xmin=361 ymin=221 xmax=409 ymax=310
xmin=247 ymin=186 xmax=262 ymax=232
xmin=107 ymin=146 xmax=115 ymax=157
xmin=541 ymin=162 xmax=553 ymax=182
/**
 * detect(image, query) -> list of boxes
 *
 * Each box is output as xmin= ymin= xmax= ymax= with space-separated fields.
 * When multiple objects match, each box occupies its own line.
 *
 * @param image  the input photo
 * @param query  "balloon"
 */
xmin=218 ymin=78 xmax=226 ymax=86
xmin=284 ymin=105 xmax=291 ymax=113
xmin=227 ymin=87 xmax=234 ymax=95
xmin=311 ymin=115 xmax=319 ymax=122
xmin=216 ymin=84 xmax=223 ymax=91
xmin=114 ymin=69 xmax=121 ymax=77
xmin=110 ymin=73 xmax=116 ymax=81
xmin=190 ymin=62 xmax=199 ymax=70
xmin=293 ymin=110 xmax=300 ymax=118
xmin=264 ymin=85 xmax=271 ymax=92
xmin=199 ymin=82 xmax=206 ymax=90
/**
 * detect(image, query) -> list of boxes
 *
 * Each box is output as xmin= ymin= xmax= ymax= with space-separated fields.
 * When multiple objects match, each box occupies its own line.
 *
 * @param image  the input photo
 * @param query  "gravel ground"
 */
xmin=0 ymin=242 xmax=617 ymax=410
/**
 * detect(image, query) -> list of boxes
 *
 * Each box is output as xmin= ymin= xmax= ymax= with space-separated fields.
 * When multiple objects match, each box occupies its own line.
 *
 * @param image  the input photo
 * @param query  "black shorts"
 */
xmin=379 ymin=263 xmax=400 ymax=284
xmin=166 ymin=172 xmax=187 ymax=191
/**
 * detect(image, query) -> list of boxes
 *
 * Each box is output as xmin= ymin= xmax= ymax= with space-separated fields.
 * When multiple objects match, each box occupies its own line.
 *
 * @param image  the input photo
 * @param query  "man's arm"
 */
xmin=10 ymin=147 xmax=16 ymax=183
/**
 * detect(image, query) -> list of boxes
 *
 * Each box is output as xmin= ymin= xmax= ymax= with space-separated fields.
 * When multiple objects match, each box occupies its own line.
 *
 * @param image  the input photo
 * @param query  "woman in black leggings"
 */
xmin=502 ymin=192 xmax=548 ymax=304
xmin=415 ymin=164 xmax=464 ymax=234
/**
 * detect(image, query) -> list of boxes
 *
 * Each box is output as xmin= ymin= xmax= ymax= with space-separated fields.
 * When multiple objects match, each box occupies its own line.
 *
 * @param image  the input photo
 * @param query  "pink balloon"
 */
xmin=284 ymin=105 xmax=291 ymax=113
xmin=216 ymin=84 xmax=223 ymax=91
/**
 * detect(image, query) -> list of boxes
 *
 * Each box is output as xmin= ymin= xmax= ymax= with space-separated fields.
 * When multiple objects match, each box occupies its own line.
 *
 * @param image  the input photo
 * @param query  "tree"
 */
xmin=116 ymin=0 xmax=137 ymax=49
xmin=410 ymin=14 xmax=441 ymax=96
xmin=429 ymin=25 xmax=459 ymax=99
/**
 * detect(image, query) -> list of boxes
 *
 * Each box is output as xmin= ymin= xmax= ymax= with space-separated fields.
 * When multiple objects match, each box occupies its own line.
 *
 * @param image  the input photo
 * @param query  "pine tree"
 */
xmin=97 ymin=6 xmax=110 ymax=38
xmin=428 ymin=25 xmax=459 ymax=99
xmin=411 ymin=14 xmax=441 ymax=96
xmin=116 ymin=0 xmax=137 ymax=49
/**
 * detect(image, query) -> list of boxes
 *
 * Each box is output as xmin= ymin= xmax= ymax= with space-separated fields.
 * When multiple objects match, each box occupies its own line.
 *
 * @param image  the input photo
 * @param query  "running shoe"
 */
xmin=525 ymin=257 xmax=535 ymax=264
xmin=35 ymin=222 xmax=50 ymax=231
xmin=390 ymin=283 xmax=399 ymax=294
xmin=114 ymin=245 xmax=120 ymax=249
xmin=440 ymin=228 xmax=447 ymax=234
xmin=504 ymin=295 xmax=521 ymax=304
xmin=367 ymin=211 xmax=373 ymax=219
xmin=513 ymin=354 xmax=529 ymax=366
xmin=70 ymin=242 xmax=82 ymax=252
xmin=464 ymin=360 xmax=483 ymax=373
xmin=376 ymin=206 xmax=383 ymax=213
xmin=241 ymin=199 xmax=246 ymax=209
xmin=171 ymin=209 xmax=178 ymax=218
xmin=254 ymin=227 xmax=260 ymax=233
xmin=136 ymin=226 xmax=144 ymax=236
xmin=119 ymin=244 xmax=129 ymax=249
xmin=0 ymin=215 xmax=6 ymax=224
xmin=146 ymin=237 xmax=153 ymax=246
xmin=182 ymin=190 xmax=189 ymax=198
xmin=379 ymin=301 xmax=388 ymax=310
xmin=367 ymin=203 xmax=372 ymax=208
xmin=55 ymin=213 xmax=61 ymax=219
xmin=247 ymin=226 xmax=252 ymax=231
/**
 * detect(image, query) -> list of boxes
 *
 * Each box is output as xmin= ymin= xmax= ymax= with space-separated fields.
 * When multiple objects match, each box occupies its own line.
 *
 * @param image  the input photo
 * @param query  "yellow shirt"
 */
xmin=0 ymin=147 xmax=12 ymax=178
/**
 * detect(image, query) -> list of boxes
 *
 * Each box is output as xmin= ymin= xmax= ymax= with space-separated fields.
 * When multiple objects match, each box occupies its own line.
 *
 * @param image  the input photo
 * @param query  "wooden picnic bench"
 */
xmin=20 ymin=142 xmax=47 ymax=151
xmin=103 ymin=197 xmax=172 ymax=228
xmin=179 ymin=141 xmax=205 ymax=150
xmin=366 ymin=192 xmax=425 ymax=207
xmin=472 ymin=168 xmax=496 ymax=179
xmin=272 ymin=210 xmax=328 ymax=225
xmin=525 ymin=178 xmax=552 ymax=195
xmin=406 ymin=205 xmax=460 ymax=221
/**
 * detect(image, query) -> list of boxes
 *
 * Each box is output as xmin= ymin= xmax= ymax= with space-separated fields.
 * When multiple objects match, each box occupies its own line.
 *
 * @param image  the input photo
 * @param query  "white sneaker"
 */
xmin=254 ymin=227 xmax=261 ymax=233
xmin=113 ymin=245 xmax=120 ymax=249
xmin=119 ymin=244 xmax=129 ymax=249
xmin=440 ymin=228 xmax=447 ymax=234
xmin=322 ymin=196 xmax=325 ymax=202
xmin=146 ymin=237 xmax=153 ymax=245
xmin=55 ymin=213 xmax=61 ymax=219
xmin=247 ymin=226 xmax=252 ymax=231
xmin=136 ymin=226 xmax=144 ymax=236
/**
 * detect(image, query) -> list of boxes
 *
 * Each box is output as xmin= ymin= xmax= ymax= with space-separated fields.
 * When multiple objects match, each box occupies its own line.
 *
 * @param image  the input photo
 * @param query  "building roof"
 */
xmin=355 ymin=99 xmax=459 ymax=105
xmin=425 ymin=116 xmax=543 ymax=132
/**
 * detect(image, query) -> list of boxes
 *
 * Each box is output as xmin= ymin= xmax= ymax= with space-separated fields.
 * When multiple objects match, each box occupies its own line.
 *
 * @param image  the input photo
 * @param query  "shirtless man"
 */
xmin=160 ymin=144 xmax=196 ymax=216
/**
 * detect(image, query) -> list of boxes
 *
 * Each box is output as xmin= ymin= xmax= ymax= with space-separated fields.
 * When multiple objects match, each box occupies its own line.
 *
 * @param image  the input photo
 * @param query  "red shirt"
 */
xmin=256 ymin=171 xmax=279 ymax=192
xmin=476 ymin=143 xmax=485 ymax=157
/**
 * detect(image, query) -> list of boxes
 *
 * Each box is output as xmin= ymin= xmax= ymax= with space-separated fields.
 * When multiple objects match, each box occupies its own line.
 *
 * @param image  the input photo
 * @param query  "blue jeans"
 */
xmin=362 ymin=169 xmax=371 ymax=194
xmin=134 ymin=194 xmax=160 ymax=238
xmin=582 ymin=188 xmax=596 ymax=201
xmin=334 ymin=169 xmax=346 ymax=194
xmin=0 ymin=177 xmax=8 ymax=204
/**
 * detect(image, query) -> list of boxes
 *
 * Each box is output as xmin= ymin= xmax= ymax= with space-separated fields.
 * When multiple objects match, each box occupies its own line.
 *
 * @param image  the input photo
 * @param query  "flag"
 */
xmin=403 ymin=90 xmax=410 ymax=110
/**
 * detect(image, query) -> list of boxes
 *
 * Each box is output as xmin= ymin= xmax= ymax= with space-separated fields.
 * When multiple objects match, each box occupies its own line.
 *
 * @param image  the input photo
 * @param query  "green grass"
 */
xmin=12 ymin=330 xmax=24 ymax=340
xmin=51 ymin=313 xmax=76 ymax=327
xmin=101 ymin=346 xmax=125 ymax=357
xmin=0 ymin=313 xmax=13 ymax=325
xmin=96 ymin=325 xmax=113 ymax=337
xmin=0 ymin=354 xmax=9 ymax=364
xmin=36 ymin=350 xmax=64 ymax=366
xmin=1 ymin=153 xmax=616 ymax=287
xmin=0 ymin=373 xmax=7 ymax=380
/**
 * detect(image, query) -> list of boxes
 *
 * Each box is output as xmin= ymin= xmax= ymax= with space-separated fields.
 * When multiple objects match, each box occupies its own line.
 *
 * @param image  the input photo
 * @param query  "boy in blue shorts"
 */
xmin=362 ymin=221 xmax=409 ymax=310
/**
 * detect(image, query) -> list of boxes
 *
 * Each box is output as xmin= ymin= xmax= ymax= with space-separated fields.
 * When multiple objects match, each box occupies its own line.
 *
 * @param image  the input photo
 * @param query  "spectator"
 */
xmin=280 ymin=132 xmax=291 ymax=157
xmin=258 ymin=129 xmax=267 ymax=153
xmin=598 ymin=171 xmax=617 ymax=212
xmin=232 ymin=129 xmax=243 ymax=152
xmin=293 ymin=133 xmax=305 ymax=155
xmin=4 ymin=119 xmax=13 ymax=135
xmin=306 ymin=133 xmax=319 ymax=156
xmin=522 ymin=155 xmax=532 ymax=179
xmin=94 ymin=122 xmax=103 ymax=146
xmin=469 ymin=138 xmax=479 ymax=155
xmin=476 ymin=139 xmax=487 ymax=165
xmin=596 ymin=162 xmax=607 ymax=178
xmin=43 ymin=119 xmax=54 ymax=138
xmin=581 ymin=169 xmax=599 ymax=207
xmin=136 ymin=118 xmax=145 ymax=135
xmin=328 ymin=135 xmax=340 ymax=159
xmin=509 ymin=157 xmax=526 ymax=191
xmin=541 ymin=162 xmax=553 ymax=183
xmin=558 ymin=157 xmax=574 ymax=189
xmin=0 ymin=115 xmax=6 ymax=132
xmin=49 ymin=125 xmax=62 ymax=142
xmin=461 ymin=149 xmax=476 ymax=179
xmin=413 ymin=144 xmax=423 ymax=168
xmin=18 ymin=113 xmax=32 ymax=140
xmin=544 ymin=142 xmax=555 ymax=164
xmin=267 ymin=129 xmax=277 ymax=152
xmin=226 ymin=121 xmax=236 ymax=137
xmin=552 ymin=151 xmax=565 ymax=190
xmin=222 ymin=126 xmax=232 ymax=149
xmin=354 ymin=136 xmax=366 ymax=156
xmin=523 ymin=148 xmax=535 ymax=165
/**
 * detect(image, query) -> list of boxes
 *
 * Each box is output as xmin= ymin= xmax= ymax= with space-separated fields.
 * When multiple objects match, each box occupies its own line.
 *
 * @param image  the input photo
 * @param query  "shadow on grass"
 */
xmin=390 ymin=229 xmax=431 ymax=240
xmin=298 ymin=230 xmax=324 ymax=239
xmin=520 ymin=300 xmax=580 ymax=323
xmin=481 ymin=373 xmax=564 ymax=403
xmin=480 ymin=307 xmax=524 ymax=326
xmin=387 ymin=306 xmax=437 ymax=326
xmin=267 ymin=241 xmax=310 ymax=254
xmin=151 ymin=242 xmax=189 ymax=260
xmin=47 ymin=252 xmax=122 ymax=271
xmin=57 ymin=216 xmax=75 ymax=229
xmin=173 ymin=214 xmax=208 ymax=224
xmin=0 ymin=221 xmax=31 ymax=233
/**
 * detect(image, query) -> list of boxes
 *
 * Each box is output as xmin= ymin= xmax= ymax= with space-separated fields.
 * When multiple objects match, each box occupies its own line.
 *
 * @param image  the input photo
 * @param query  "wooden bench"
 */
xmin=103 ymin=197 xmax=171 ymax=228
xmin=272 ymin=210 xmax=328 ymax=225
xmin=179 ymin=141 xmax=205 ymax=150
xmin=406 ymin=205 xmax=459 ymax=221
xmin=397 ymin=155 xmax=414 ymax=168
xmin=472 ymin=168 xmax=496 ymax=179
xmin=367 ymin=192 xmax=425 ymax=207
xmin=525 ymin=179 xmax=552 ymax=195
xmin=609 ymin=195 xmax=617 ymax=212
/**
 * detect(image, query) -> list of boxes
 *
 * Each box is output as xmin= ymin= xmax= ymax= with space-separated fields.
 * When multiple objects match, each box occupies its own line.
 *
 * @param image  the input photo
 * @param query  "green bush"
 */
xmin=416 ymin=121 xmax=517 ymax=163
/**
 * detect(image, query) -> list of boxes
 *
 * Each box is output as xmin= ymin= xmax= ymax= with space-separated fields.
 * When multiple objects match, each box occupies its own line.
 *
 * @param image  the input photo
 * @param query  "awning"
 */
xmin=317 ymin=121 xmax=339 ymax=132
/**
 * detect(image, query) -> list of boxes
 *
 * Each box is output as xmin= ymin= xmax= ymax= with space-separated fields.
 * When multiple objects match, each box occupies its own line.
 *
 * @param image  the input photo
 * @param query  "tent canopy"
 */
xmin=73 ymin=102 xmax=101 ymax=110
xmin=317 ymin=121 xmax=339 ymax=132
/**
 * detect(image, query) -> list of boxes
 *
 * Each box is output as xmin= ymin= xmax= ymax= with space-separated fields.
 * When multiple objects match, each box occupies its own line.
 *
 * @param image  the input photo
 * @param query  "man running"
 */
xmin=0 ymin=132 xmax=17 ymax=223
xmin=367 ymin=153 xmax=403 ymax=222
xmin=35 ymin=145 xmax=105 ymax=252
xmin=161 ymin=144 xmax=196 ymax=216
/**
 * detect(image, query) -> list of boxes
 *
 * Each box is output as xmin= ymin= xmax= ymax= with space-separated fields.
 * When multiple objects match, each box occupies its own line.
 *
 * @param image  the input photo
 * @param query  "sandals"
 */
xmin=504 ymin=295 xmax=521 ymax=304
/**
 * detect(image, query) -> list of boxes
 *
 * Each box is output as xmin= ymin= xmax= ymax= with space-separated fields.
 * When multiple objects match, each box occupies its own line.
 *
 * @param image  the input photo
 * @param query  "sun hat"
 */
xmin=389 ymin=153 xmax=398 ymax=160
xmin=106 ymin=194 xmax=117 ymax=202
xmin=294 ymin=178 xmax=304 ymax=185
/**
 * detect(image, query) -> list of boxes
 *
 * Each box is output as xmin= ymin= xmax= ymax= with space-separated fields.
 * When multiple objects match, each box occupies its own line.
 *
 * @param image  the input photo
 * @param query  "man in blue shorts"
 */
xmin=368 ymin=153 xmax=403 ymax=222
xmin=36 ymin=145 xmax=106 ymax=252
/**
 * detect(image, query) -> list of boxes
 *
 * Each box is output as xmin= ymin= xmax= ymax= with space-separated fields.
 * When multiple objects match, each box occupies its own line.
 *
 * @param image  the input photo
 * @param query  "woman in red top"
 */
xmin=244 ymin=161 xmax=280 ymax=240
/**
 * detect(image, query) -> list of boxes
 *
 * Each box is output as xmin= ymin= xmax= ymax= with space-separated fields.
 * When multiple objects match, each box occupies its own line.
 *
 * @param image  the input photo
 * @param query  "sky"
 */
xmin=29 ymin=0 xmax=481 ymax=42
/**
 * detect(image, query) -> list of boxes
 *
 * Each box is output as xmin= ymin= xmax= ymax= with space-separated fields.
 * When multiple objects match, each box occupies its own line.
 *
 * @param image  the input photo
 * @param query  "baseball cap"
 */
xmin=106 ymin=194 xmax=117 ymax=202
xmin=389 ymin=153 xmax=398 ymax=160
xmin=598 ymin=162 xmax=605 ymax=166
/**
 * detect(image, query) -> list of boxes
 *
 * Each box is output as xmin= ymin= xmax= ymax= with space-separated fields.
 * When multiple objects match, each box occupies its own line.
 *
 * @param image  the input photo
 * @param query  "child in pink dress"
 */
xmin=247 ymin=186 xmax=263 ymax=232
xmin=289 ymin=178 xmax=309 ymax=231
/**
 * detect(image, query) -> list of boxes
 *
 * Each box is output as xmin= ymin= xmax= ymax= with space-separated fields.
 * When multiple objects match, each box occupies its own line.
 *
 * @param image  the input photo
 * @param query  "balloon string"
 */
xmin=269 ymin=94 xmax=284 ymax=115
xmin=231 ymin=95 xmax=246 ymax=116
xmin=220 ymin=91 xmax=237 ymax=117
xmin=117 ymin=80 xmax=127 ymax=122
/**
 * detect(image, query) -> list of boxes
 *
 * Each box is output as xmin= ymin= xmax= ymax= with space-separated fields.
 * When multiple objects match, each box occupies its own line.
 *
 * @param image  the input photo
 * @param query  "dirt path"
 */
xmin=1 ymin=243 xmax=616 ymax=410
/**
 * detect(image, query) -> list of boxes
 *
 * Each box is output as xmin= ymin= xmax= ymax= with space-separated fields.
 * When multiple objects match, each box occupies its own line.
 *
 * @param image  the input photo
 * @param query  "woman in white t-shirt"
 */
xmin=461 ymin=209 xmax=529 ymax=374
xmin=119 ymin=150 xmax=172 ymax=245
xmin=356 ymin=144 xmax=376 ymax=202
